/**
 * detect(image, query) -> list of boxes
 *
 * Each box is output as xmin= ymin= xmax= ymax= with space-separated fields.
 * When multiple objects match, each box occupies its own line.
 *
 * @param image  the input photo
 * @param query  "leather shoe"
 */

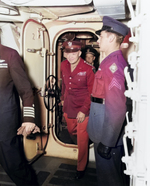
xmin=75 ymin=170 xmax=85 ymax=179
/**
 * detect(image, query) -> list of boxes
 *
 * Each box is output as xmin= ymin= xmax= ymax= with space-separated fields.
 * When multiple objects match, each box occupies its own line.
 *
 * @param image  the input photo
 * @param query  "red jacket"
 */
xmin=61 ymin=58 xmax=95 ymax=118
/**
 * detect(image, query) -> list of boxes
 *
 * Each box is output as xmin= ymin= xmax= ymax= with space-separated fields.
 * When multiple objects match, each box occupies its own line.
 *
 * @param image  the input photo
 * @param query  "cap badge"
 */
xmin=68 ymin=42 xmax=72 ymax=47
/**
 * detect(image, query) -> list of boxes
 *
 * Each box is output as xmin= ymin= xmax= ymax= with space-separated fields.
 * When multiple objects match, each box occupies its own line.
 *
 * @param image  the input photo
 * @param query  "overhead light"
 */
xmin=1 ymin=0 xmax=34 ymax=5
xmin=0 ymin=1 xmax=19 ymax=15
xmin=1 ymin=0 xmax=92 ymax=6
xmin=76 ymin=33 xmax=93 ymax=39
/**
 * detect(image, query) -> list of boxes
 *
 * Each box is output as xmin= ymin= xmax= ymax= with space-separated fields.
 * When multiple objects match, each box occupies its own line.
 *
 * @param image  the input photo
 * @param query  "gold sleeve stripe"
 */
xmin=23 ymin=107 xmax=35 ymax=118
xmin=0 ymin=63 xmax=8 ymax=68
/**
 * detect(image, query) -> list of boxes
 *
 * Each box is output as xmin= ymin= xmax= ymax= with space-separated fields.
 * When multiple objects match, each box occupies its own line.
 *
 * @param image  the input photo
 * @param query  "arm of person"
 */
xmin=76 ymin=111 xmax=85 ymax=123
xmin=9 ymin=49 xmax=40 ymax=136
xmin=17 ymin=122 xmax=40 ymax=136
xmin=101 ymin=64 xmax=126 ymax=147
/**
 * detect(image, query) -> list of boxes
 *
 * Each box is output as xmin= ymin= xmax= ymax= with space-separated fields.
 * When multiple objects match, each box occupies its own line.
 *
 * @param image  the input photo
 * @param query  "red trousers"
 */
xmin=64 ymin=113 xmax=89 ymax=171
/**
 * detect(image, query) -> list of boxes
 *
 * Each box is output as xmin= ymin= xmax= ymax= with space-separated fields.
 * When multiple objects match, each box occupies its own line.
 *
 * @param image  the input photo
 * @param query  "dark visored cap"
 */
xmin=95 ymin=16 xmax=129 ymax=36
xmin=85 ymin=47 xmax=97 ymax=56
xmin=63 ymin=41 xmax=82 ymax=53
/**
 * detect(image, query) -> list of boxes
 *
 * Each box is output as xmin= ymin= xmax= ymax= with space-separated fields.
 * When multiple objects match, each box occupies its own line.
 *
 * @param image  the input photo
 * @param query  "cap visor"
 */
xmin=95 ymin=29 xmax=102 ymax=35
xmin=64 ymin=48 xmax=80 ymax=53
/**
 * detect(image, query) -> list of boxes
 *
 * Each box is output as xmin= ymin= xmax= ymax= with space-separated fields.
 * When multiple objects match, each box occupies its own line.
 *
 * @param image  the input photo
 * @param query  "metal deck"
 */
xmin=0 ymin=155 xmax=97 ymax=186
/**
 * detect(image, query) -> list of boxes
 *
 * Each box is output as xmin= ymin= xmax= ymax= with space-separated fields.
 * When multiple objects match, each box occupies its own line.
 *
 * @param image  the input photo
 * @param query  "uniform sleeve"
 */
xmin=9 ymin=50 xmax=35 ymax=123
xmin=101 ymin=63 xmax=126 ymax=147
xmin=80 ymin=67 xmax=95 ymax=115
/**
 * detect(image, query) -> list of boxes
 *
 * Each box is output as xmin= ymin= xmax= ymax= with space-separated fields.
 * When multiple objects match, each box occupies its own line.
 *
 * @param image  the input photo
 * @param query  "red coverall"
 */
xmin=61 ymin=57 xmax=95 ymax=171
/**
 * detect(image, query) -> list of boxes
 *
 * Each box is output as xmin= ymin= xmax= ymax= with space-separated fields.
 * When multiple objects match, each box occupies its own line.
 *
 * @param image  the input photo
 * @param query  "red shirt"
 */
xmin=61 ymin=58 xmax=95 ymax=118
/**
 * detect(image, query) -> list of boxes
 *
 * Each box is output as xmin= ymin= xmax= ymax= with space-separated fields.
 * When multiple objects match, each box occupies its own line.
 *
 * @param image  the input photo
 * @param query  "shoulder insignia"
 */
xmin=109 ymin=63 xmax=118 ymax=73
xmin=109 ymin=77 xmax=121 ymax=90
xmin=92 ymin=68 xmax=96 ymax=73
xmin=84 ymin=60 xmax=93 ymax=67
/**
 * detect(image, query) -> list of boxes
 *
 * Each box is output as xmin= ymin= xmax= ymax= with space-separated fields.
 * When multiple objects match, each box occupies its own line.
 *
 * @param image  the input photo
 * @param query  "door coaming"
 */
xmin=44 ymin=21 xmax=101 ymax=162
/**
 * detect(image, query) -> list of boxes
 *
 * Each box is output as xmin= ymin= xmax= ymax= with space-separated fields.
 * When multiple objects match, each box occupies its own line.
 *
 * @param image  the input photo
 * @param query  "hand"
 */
xmin=76 ymin=111 xmax=85 ymax=123
xmin=61 ymin=100 xmax=64 ymax=106
xmin=97 ymin=142 xmax=111 ymax=159
xmin=59 ymin=100 xmax=64 ymax=106
xmin=17 ymin=122 xmax=40 ymax=137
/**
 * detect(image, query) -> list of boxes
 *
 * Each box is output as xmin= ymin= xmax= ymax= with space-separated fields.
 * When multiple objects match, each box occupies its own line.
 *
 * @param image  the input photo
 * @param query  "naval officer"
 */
xmin=0 ymin=29 xmax=40 ymax=185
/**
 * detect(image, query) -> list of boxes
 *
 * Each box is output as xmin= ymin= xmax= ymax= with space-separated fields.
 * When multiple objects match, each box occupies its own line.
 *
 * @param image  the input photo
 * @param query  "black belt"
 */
xmin=91 ymin=96 xmax=105 ymax=104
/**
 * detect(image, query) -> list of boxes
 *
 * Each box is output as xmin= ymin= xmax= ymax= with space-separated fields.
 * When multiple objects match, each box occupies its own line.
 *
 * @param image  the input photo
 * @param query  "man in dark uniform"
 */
xmin=61 ymin=41 xmax=95 ymax=179
xmin=87 ymin=16 xmax=130 ymax=185
xmin=0 ymin=29 xmax=40 ymax=185
xmin=81 ymin=46 xmax=99 ymax=72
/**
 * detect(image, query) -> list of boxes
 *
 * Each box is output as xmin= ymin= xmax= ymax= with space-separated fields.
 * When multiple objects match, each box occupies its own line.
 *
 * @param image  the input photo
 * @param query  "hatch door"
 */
xmin=22 ymin=18 xmax=51 ymax=162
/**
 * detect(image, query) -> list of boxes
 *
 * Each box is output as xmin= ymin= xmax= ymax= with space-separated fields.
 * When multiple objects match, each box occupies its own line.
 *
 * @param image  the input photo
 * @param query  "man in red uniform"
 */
xmin=87 ymin=16 xmax=130 ymax=185
xmin=61 ymin=40 xmax=95 ymax=179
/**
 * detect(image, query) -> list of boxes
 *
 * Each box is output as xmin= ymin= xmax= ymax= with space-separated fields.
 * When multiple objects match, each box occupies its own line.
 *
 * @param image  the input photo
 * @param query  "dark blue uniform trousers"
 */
xmin=94 ymin=143 xmax=129 ymax=186
xmin=0 ymin=135 xmax=38 ymax=186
